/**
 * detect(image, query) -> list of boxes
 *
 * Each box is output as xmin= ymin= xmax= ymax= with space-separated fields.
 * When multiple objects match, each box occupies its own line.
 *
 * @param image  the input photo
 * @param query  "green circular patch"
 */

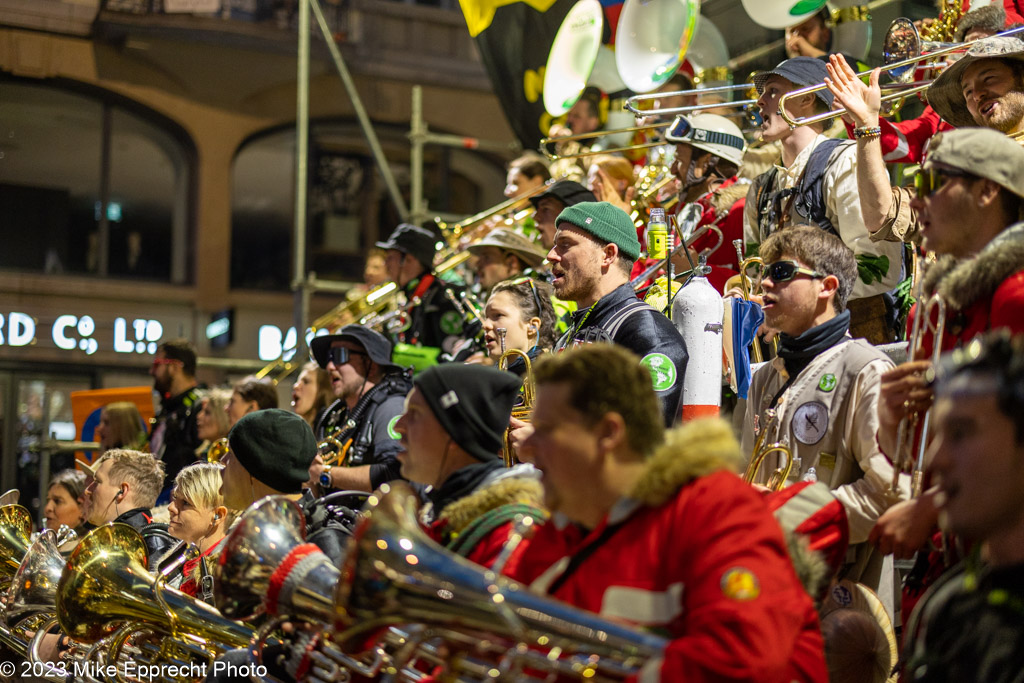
xmin=641 ymin=353 xmax=677 ymax=392
xmin=387 ymin=415 xmax=401 ymax=440
xmin=440 ymin=310 xmax=464 ymax=336
xmin=818 ymin=373 xmax=837 ymax=392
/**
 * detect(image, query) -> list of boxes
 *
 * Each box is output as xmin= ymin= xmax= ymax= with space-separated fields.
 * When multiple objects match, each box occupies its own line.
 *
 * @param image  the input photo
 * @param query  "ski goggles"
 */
xmin=326 ymin=347 xmax=367 ymax=366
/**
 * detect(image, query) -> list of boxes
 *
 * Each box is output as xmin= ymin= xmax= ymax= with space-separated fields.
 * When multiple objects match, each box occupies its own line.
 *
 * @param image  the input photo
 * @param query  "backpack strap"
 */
xmin=602 ymin=300 xmax=657 ymax=340
xmin=793 ymin=138 xmax=845 ymax=237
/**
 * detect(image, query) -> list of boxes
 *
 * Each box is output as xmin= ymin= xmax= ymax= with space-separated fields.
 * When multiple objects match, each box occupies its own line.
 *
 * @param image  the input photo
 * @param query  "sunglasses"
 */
xmin=912 ymin=167 xmax=977 ymax=199
xmin=761 ymin=260 xmax=826 ymax=283
xmin=151 ymin=358 xmax=183 ymax=369
xmin=508 ymin=276 xmax=544 ymax=316
xmin=326 ymin=347 xmax=367 ymax=367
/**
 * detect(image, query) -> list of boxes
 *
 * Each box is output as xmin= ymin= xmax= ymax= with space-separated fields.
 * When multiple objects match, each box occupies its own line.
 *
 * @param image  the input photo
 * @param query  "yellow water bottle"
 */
xmin=645 ymin=208 xmax=669 ymax=260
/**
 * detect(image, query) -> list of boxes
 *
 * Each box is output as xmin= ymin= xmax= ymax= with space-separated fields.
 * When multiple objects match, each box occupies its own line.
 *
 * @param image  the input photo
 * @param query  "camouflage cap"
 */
xmin=925 ymin=127 xmax=1024 ymax=198
xmin=927 ymin=35 xmax=1024 ymax=128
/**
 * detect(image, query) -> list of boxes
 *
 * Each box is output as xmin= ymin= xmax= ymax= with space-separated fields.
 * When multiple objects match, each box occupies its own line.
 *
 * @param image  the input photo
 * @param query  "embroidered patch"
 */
xmin=640 ymin=353 xmax=677 ymax=391
xmin=721 ymin=568 xmax=760 ymax=601
xmin=440 ymin=390 xmax=459 ymax=409
xmin=440 ymin=311 xmax=463 ymax=336
xmin=793 ymin=401 xmax=828 ymax=445
xmin=387 ymin=415 xmax=401 ymax=440
xmin=819 ymin=452 xmax=836 ymax=470
xmin=831 ymin=583 xmax=854 ymax=607
xmin=818 ymin=373 xmax=837 ymax=392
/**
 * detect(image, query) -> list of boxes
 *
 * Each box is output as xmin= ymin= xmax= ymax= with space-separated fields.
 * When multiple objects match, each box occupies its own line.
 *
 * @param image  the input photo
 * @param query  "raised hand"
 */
xmin=824 ymin=53 xmax=881 ymax=128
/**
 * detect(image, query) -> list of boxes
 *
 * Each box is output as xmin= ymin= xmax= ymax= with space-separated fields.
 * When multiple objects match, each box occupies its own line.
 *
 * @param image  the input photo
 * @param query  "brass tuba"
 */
xmin=327 ymin=482 xmax=668 ymax=681
xmin=744 ymin=408 xmax=794 ymax=491
xmin=56 ymin=523 xmax=255 ymax=670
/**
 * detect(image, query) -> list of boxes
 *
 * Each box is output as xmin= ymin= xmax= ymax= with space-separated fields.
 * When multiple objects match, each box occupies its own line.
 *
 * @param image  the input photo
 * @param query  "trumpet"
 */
xmin=496 ymin=328 xmax=535 ymax=467
xmin=744 ymin=408 xmax=794 ymax=491
xmin=317 ymin=433 xmax=352 ymax=468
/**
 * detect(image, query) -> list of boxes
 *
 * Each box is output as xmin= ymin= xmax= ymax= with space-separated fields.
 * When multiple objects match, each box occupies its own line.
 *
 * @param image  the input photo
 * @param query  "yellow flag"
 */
xmin=459 ymin=0 xmax=559 ymax=37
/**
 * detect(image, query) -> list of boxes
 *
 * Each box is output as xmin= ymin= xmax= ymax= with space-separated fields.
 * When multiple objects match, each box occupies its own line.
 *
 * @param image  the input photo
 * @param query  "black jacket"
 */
xmin=397 ymin=274 xmax=465 ymax=352
xmin=115 ymin=507 xmax=178 ymax=572
xmin=315 ymin=372 xmax=412 ymax=490
xmin=555 ymin=283 xmax=688 ymax=426
xmin=149 ymin=385 xmax=204 ymax=492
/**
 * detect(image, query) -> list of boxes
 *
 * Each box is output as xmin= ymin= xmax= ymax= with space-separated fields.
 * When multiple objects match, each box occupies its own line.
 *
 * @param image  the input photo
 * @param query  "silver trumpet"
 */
xmin=316 ymin=482 xmax=667 ymax=682
xmin=0 ymin=526 xmax=76 ymax=660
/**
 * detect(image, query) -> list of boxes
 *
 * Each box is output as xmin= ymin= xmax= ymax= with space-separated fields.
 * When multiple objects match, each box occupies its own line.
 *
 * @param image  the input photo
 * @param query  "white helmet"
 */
xmin=664 ymin=113 xmax=746 ymax=168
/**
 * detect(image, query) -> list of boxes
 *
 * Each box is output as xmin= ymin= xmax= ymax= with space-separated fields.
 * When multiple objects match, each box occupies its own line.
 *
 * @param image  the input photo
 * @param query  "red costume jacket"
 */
xmin=842 ymin=107 xmax=951 ymax=164
xmin=504 ymin=420 xmax=827 ymax=683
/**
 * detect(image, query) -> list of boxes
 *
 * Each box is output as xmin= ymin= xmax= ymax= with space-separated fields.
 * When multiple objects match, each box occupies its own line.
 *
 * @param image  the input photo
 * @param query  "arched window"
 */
xmin=231 ymin=120 xmax=502 ymax=291
xmin=0 ymin=78 xmax=195 ymax=283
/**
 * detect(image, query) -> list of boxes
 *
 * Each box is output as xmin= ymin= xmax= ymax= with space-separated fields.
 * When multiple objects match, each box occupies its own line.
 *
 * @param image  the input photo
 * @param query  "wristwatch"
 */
xmin=319 ymin=466 xmax=333 ymax=489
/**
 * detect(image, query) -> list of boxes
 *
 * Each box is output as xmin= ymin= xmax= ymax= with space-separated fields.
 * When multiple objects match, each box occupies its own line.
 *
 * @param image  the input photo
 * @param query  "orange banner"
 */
xmin=70 ymin=387 xmax=155 ymax=470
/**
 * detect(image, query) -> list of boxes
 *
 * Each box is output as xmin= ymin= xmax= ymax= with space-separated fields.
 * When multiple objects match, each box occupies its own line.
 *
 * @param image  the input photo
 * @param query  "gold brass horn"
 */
xmin=539 ymin=122 xmax=670 ymax=161
xmin=56 ymin=523 xmax=254 ymax=664
xmin=318 ymin=434 xmax=352 ymax=468
xmin=329 ymin=482 xmax=667 ymax=681
xmin=0 ymin=504 xmax=32 ymax=582
xmin=744 ymin=408 xmax=794 ymax=492
xmin=215 ymin=496 xmax=340 ymax=624
xmin=0 ymin=489 xmax=19 ymax=506
xmin=497 ymin=328 xmax=535 ymax=467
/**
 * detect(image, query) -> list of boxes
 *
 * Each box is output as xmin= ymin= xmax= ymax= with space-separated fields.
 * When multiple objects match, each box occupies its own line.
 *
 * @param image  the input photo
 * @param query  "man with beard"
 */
xmin=745 ymin=57 xmax=903 ymax=344
xmin=865 ymin=128 xmax=1024 ymax=618
xmin=307 ymin=325 xmax=411 ymax=493
xmin=148 ymin=338 xmax=203 ymax=500
xmin=466 ymin=228 xmax=547 ymax=295
xmin=505 ymin=344 xmax=827 ymax=683
xmin=546 ymin=201 xmax=688 ymax=426
xmin=901 ymin=331 xmax=1024 ymax=683
xmin=740 ymin=224 xmax=906 ymax=619
xmin=827 ymin=36 xmax=1024 ymax=240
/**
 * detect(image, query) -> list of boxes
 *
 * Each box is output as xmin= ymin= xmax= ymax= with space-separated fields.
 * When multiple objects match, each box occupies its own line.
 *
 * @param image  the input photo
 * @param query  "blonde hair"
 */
xmin=200 ymin=388 xmax=232 ymax=440
xmin=100 ymin=402 xmax=147 ymax=450
xmin=95 ymin=449 xmax=165 ymax=509
xmin=589 ymin=154 xmax=635 ymax=188
xmin=172 ymin=462 xmax=227 ymax=513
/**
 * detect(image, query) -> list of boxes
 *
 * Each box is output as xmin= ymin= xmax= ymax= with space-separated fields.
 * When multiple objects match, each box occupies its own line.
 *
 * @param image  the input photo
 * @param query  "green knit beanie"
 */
xmin=556 ymin=201 xmax=641 ymax=261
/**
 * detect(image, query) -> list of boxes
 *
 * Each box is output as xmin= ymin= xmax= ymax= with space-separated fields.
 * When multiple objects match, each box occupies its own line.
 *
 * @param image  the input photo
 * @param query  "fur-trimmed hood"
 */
xmin=437 ymin=473 xmax=545 ymax=535
xmin=629 ymin=418 xmax=744 ymax=506
xmin=923 ymin=222 xmax=1024 ymax=311
xmin=711 ymin=179 xmax=751 ymax=214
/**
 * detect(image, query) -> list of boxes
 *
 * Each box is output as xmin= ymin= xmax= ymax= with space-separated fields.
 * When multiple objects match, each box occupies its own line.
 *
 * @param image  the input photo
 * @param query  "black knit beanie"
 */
xmin=413 ymin=364 xmax=521 ymax=462
xmin=228 ymin=409 xmax=317 ymax=493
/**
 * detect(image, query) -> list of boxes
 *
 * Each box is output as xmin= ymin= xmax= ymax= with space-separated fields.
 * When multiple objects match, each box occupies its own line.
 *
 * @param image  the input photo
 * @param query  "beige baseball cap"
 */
xmin=925 ymin=127 xmax=1024 ymax=197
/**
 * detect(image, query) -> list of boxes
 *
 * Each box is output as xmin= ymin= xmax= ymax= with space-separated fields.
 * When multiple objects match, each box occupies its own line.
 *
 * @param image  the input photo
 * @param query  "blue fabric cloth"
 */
xmin=730 ymin=298 xmax=764 ymax=400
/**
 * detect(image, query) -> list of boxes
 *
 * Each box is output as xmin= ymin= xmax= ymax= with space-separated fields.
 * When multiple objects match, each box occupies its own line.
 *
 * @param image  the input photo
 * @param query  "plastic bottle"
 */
xmin=645 ymin=208 xmax=669 ymax=260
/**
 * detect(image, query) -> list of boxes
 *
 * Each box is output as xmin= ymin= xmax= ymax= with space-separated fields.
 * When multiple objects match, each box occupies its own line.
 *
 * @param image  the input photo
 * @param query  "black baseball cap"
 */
xmin=753 ymin=57 xmax=834 ymax=109
xmin=376 ymin=223 xmax=438 ymax=271
xmin=310 ymin=325 xmax=401 ymax=373
xmin=528 ymin=180 xmax=597 ymax=210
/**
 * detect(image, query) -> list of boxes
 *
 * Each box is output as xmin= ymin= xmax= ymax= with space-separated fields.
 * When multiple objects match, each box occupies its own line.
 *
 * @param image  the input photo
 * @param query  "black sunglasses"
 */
xmin=508 ymin=276 xmax=544 ymax=316
xmin=761 ymin=260 xmax=826 ymax=283
xmin=326 ymin=347 xmax=367 ymax=367
xmin=912 ymin=167 xmax=977 ymax=199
